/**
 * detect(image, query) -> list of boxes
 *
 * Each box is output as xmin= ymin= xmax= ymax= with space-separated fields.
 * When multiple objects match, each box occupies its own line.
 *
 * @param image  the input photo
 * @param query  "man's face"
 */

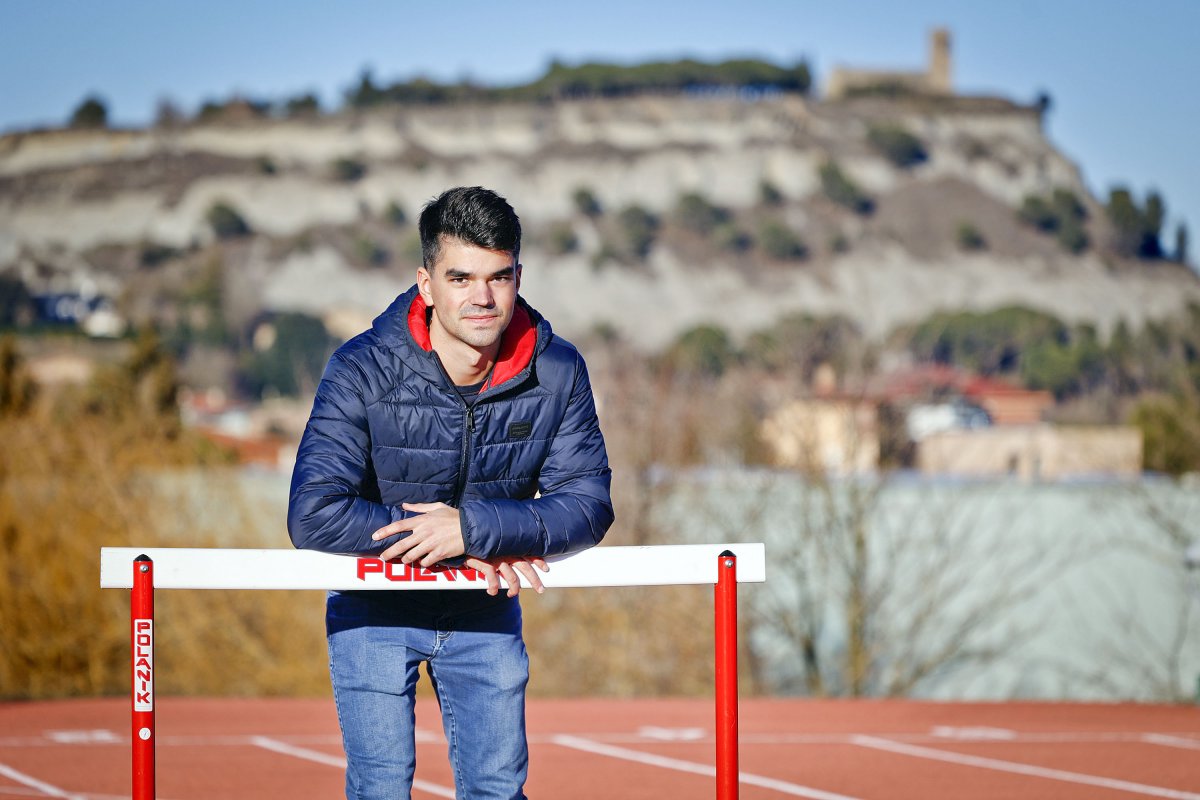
xmin=417 ymin=236 xmax=522 ymax=353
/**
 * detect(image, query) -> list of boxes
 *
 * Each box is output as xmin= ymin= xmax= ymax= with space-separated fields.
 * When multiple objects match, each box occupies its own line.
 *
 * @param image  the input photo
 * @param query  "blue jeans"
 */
xmin=327 ymin=590 xmax=529 ymax=800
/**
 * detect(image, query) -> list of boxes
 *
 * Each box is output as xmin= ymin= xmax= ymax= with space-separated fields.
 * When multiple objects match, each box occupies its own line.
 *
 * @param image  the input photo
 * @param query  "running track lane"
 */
xmin=1 ymin=698 xmax=1198 ymax=799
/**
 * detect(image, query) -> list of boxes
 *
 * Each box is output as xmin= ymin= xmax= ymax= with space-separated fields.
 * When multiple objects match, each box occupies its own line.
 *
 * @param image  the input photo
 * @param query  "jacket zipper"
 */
xmin=451 ymin=403 xmax=475 ymax=507
xmin=432 ymin=353 xmax=481 ymax=508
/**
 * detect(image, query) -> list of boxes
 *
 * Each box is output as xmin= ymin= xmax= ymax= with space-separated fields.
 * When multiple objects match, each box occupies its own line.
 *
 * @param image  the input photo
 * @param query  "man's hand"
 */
xmin=372 ymin=502 xmax=548 ymax=595
xmin=464 ymin=556 xmax=549 ymax=598
xmin=373 ymin=502 xmax=466 ymax=566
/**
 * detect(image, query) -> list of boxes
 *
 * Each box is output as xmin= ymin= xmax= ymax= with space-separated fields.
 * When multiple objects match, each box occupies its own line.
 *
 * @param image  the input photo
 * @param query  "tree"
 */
xmin=1107 ymin=187 xmax=1166 ymax=259
xmin=662 ymin=325 xmax=737 ymax=377
xmin=1142 ymin=192 xmax=1165 ymax=258
xmin=688 ymin=459 xmax=1066 ymax=697
xmin=346 ymin=68 xmax=383 ymax=108
xmin=1175 ymin=223 xmax=1190 ymax=264
xmin=284 ymin=92 xmax=321 ymax=117
xmin=153 ymin=98 xmax=185 ymax=129
xmin=69 ymin=95 xmax=108 ymax=129
xmin=239 ymin=312 xmax=338 ymax=398
xmin=743 ymin=313 xmax=867 ymax=384
xmin=0 ymin=276 xmax=33 ymax=328
xmin=0 ymin=337 xmax=35 ymax=417
xmin=1131 ymin=396 xmax=1200 ymax=476
xmin=907 ymin=306 xmax=1069 ymax=376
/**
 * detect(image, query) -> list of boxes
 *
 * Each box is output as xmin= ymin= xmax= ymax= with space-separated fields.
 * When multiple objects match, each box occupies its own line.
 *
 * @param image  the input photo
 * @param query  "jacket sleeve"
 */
xmin=287 ymin=352 xmax=408 ymax=555
xmin=459 ymin=353 xmax=614 ymax=559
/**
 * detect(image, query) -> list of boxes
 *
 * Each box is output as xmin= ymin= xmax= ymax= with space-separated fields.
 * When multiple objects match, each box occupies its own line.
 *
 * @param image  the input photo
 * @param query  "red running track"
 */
xmin=1 ymin=698 xmax=1198 ymax=799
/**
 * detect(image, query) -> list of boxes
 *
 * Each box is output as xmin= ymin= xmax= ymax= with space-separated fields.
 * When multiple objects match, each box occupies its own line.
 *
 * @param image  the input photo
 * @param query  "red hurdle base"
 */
xmin=127 ymin=551 xmax=743 ymax=799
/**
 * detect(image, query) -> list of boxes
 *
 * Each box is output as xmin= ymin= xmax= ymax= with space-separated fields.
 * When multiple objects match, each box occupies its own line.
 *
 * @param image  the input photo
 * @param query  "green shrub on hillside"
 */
xmin=867 ymin=124 xmax=928 ymax=168
xmin=385 ymin=201 xmax=407 ymax=227
xmin=544 ymin=222 xmax=579 ymax=255
xmin=572 ymin=187 xmax=603 ymax=218
xmin=354 ymin=235 xmax=389 ymax=266
xmin=820 ymin=160 xmax=873 ymax=214
xmin=616 ymin=205 xmax=660 ymax=260
xmin=758 ymin=179 xmax=784 ymax=207
xmin=675 ymin=192 xmax=730 ymax=234
xmin=1017 ymin=188 xmax=1088 ymax=253
xmin=956 ymin=222 xmax=986 ymax=251
xmin=758 ymin=219 xmax=808 ymax=260
xmin=714 ymin=222 xmax=753 ymax=254
xmin=331 ymin=157 xmax=367 ymax=182
xmin=206 ymin=202 xmax=251 ymax=239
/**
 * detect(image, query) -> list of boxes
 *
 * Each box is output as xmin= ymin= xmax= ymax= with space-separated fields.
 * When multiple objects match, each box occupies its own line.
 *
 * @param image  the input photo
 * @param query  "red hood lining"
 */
xmin=406 ymin=294 xmax=537 ymax=392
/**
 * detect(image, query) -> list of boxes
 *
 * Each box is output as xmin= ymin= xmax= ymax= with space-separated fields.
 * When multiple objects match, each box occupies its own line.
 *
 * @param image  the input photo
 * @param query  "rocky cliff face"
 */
xmin=2 ymin=94 xmax=1197 ymax=348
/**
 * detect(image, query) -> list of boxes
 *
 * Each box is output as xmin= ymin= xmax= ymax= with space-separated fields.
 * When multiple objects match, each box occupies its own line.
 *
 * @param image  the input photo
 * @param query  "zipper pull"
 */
xmin=467 ymin=405 xmax=476 ymax=433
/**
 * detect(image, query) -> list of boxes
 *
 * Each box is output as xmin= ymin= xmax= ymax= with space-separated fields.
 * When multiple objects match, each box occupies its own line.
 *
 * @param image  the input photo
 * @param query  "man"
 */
xmin=288 ymin=186 xmax=614 ymax=799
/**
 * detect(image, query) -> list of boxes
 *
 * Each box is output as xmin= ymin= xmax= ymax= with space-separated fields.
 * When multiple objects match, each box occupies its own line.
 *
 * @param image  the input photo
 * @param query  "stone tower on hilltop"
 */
xmin=928 ymin=28 xmax=952 ymax=93
xmin=826 ymin=27 xmax=954 ymax=99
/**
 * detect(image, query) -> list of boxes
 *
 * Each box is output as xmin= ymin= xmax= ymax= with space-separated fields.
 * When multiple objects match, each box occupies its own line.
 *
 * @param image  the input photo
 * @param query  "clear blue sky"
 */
xmin=3 ymin=0 xmax=1198 ymax=249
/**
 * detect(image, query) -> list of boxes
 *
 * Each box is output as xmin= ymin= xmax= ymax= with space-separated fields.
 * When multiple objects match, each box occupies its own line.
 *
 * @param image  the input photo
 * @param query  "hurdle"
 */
xmin=100 ymin=543 xmax=766 ymax=799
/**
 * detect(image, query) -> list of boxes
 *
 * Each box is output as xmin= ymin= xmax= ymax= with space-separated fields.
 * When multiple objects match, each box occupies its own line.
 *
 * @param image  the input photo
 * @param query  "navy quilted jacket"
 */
xmin=287 ymin=284 xmax=613 ymax=559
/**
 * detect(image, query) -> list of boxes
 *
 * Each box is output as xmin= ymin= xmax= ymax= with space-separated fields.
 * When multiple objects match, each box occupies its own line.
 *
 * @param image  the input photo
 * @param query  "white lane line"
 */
xmin=551 ymin=734 xmax=862 ymax=800
xmin=852 ymin=735 xmax=1200 ymax=800
xmin=249 ymin=736 xmax=456 ymax=798
xmin=1142 ymin=734 xmax=1200 ymax=751
xmin=0 ymin=763 xmax=86 ymax=799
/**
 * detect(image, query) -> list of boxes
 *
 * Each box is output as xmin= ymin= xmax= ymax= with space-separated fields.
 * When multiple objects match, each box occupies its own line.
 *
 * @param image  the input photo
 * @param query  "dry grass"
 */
xmin=0 ymin=399 xmax=328 ymax=699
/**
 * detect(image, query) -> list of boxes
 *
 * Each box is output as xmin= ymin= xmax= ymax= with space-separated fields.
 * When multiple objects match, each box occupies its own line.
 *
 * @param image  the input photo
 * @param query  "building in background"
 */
xmin=826 ymin=28 xmax=952 ymax=99
xmin=918 ymin=424 xmax=1142 ymax=481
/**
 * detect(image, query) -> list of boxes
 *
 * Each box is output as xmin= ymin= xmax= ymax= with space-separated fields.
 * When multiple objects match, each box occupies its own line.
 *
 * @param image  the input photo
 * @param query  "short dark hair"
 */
xmin=418 ymin=186 xmax=521 ymax=270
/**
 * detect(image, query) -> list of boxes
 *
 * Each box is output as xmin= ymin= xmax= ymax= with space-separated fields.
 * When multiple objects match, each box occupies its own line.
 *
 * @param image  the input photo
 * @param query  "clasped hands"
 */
xmin=371 ymin=501 xmax=548 ymax=598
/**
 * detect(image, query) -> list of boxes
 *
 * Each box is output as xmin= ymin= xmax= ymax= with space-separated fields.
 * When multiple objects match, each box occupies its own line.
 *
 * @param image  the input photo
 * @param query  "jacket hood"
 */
xmin=372 ymin=284 xmax=549 ymax=391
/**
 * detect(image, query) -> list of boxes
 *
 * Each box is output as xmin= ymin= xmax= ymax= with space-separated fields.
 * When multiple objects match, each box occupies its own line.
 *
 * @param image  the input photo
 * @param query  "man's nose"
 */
xmin=470 ymin=280 xmax=494 ymax=307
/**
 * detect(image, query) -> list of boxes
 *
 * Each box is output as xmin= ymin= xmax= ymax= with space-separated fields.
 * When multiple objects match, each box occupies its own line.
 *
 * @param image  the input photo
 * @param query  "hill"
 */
xmin=1 ymin=92 xmax=1197 ymax=352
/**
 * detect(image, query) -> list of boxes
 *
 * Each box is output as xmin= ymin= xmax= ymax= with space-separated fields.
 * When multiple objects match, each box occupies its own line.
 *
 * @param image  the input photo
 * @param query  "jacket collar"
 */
xmin=373 ymin=284 xmax=545 ymax=392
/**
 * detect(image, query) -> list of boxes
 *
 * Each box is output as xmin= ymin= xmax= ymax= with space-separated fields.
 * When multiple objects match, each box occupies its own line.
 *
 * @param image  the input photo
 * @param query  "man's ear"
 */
xmin=515 ymin=263 xmax=522 ymax=292
xmin=416 ymin=266 xmax=433 ymax=304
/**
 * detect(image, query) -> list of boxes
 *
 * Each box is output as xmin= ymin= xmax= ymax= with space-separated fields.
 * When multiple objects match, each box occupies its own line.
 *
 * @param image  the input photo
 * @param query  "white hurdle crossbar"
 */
xmin=100 ymin=543 xmax=766 ymax=800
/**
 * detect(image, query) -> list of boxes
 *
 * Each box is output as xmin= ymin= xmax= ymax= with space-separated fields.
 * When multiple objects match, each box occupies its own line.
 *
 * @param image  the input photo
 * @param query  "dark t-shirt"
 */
xmin=455 ymin=379 xmax=486 ymax=404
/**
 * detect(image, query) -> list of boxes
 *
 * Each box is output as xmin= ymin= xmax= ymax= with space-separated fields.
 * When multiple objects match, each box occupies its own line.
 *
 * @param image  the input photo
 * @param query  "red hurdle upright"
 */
xmin=715 ymin=550 xmax=739 ymax=800
xmin=131 ymin=555 xmax=154 ymax=800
